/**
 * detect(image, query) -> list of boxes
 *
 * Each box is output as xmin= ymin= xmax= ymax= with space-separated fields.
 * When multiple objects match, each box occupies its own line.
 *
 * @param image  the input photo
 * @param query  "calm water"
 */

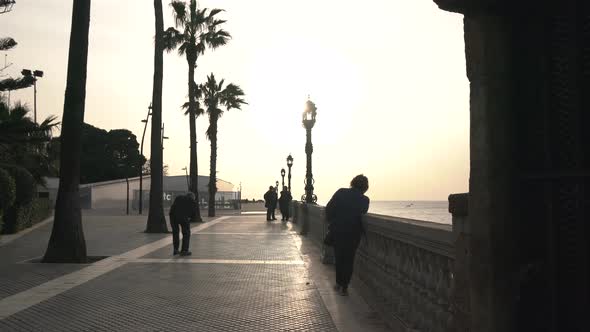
xmin=368 ymin=201 xmax=451 ymax=224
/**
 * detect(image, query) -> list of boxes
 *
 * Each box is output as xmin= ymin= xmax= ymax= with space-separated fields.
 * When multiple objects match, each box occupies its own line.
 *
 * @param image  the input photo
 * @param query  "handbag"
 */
xmin=323 ymin=228 xmax=335 ymax=246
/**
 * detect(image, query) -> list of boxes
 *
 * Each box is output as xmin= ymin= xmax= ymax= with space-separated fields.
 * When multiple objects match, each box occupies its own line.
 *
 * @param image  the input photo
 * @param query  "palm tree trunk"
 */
xmin=42 ymin=0 xmax=91 ymax=263
xmin=145 ymin=0 xmax=168 ymax=233
xmin=187 ymin=58 xmax=202 ymax=222
xmin=208 ymin=117 xmax=218 ymax=217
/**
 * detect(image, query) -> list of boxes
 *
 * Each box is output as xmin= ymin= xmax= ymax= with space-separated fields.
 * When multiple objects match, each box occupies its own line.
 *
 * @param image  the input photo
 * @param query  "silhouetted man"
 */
xmin=169 ymin=193 xmax=196 ymax=256
xmin=263 ymin=186 xmax=278 ymax=221
xmin=279 ymin=186 xmax=292 ymax=221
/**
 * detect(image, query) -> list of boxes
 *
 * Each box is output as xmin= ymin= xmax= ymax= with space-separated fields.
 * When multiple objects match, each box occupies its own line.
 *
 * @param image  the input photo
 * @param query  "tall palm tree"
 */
xmin=200 ymin=73 xmax=246 ymax=217
xmin=145 ymin=0 xmax=168 ymax=233
xmin=42 ymin=0 xmax=91 ymax=263
xmin=164 ymin=0 xmax=230 ymax=222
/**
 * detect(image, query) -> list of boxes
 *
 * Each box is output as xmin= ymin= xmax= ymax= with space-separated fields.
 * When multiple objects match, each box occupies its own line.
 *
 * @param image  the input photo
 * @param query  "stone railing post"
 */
xmin=449 ymin=193 xmax=470 ymax=332
xmin=299 ymin=203 xmax=309 ymax=235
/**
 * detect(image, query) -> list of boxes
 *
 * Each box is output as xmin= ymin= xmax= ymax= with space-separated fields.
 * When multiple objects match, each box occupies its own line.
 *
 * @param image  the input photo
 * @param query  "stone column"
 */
xmin=435 ymin=1 xmax=590 ymax=331
xmin=449 ymin=193 xmax=470 ymax=332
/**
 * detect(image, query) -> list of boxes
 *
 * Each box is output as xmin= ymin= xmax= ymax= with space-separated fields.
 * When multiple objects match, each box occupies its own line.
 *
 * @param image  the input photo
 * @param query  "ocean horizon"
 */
xmin=367 ymin=200 xmax=451 ymax=224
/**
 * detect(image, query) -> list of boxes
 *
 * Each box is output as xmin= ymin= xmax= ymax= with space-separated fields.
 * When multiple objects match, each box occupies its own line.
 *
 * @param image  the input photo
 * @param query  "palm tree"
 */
xmin=42 ymin=0 xmax=91 ymax=263
xmin=200 ymin=73 xmax=246 ymax=217
xmin=164 ymin=0 xmax=230 ymax=222
xmin=145 ymin=0 xmax=168 ymax=233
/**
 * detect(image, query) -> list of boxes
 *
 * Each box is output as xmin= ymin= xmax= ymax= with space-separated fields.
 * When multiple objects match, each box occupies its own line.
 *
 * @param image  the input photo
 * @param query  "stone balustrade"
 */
xmin=292 ymin=194 xmax=470 ymax=332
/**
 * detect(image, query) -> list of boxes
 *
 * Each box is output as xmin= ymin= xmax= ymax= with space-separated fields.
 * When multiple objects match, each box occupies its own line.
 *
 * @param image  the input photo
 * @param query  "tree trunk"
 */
xmin=42 ymin=0 xmax=91 ymax=263
xmin=208 ymin=117 xmax=218 ymax=217
xmin=187 ymin=57 xmax=202 ymax=222
xmin=145 ymin=0 xmax=168 ymax=233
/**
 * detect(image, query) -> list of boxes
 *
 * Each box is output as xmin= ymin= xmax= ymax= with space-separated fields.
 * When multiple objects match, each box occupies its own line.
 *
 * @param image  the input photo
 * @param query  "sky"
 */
xmin=2 ymin=0 xmax=469 ymax=203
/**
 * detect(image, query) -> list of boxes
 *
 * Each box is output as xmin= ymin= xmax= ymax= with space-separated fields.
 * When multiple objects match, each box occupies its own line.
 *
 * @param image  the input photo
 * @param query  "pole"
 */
xmin=304 ymin=127 xmax=314 ymax=203
xmin=126 ymin=176 xmax=129 ymax=215
xmin=33 ymin=79 xmax=37 ymax=124
xmin=288 ymin=165 xmax=292 ymax=192
xmin=139 ymin=103 xmax=151 ymax=215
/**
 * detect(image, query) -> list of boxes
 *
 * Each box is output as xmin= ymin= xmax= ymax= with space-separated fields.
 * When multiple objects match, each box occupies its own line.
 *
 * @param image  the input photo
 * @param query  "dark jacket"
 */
xmin=169 ymin=195 xmax=196 ymax=223
xmin=325 ymin=188 xmax=370 ymax=234
xmin=264 ymin=190 xmax=278 ymax=208
xmin=279 ymin=190 xmax=292 ymax=209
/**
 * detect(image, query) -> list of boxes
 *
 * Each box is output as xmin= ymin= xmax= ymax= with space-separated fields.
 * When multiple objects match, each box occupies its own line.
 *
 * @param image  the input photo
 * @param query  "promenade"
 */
xmin=0 ymin=212 xmax=390 ymax=331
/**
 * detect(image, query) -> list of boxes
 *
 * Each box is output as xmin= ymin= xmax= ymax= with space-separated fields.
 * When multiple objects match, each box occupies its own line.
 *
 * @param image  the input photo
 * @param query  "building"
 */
xmin=39 ymin=175 xmax=238 ymax=214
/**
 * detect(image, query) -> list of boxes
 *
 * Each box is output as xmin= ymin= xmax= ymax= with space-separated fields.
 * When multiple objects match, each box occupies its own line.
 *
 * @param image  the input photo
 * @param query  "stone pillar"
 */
xmin=449 ymin=193 xmax=470 ymax=332
xmin=435 ymin=1 xmax=590 ymax=331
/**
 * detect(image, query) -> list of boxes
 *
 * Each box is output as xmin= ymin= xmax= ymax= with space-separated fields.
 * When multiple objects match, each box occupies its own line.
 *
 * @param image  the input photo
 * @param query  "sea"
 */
xmin=367 ymin=201 xmax=451 ymax=224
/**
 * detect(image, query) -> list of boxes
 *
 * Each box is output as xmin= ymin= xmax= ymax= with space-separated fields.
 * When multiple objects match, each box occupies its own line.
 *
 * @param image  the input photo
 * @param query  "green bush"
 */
xmin=0 ymin=168 xmax=16 ymax=232
xmin=1 ymin=167 xmax=36 ymax=234
xmin=30 ymin=198 xmax=53 ymax=226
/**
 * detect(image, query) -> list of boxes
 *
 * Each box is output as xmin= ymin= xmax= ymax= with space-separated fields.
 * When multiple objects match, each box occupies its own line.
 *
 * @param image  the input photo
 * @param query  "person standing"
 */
xmin=279 ymin=186 xmax=292 ymax=221
xmin=169 ymin=193 xmax=196 ymax=256
xmin=325 ymin=175 xmax=370 ymax=296
xmin=263 ymin=186 xmax=278 ymax=221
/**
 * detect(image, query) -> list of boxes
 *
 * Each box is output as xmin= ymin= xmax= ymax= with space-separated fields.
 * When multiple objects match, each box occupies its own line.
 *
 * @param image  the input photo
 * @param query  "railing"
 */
xmin=292 ymin=194 xmax=470 ymax=332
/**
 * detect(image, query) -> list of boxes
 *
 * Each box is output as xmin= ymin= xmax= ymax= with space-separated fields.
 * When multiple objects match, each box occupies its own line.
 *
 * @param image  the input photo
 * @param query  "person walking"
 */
xmin=263 ymin=186 xmax=278 ymax=221
xmin=169 ymin=193 xmax=197 ymax=256
xmin=279 ymin=186 xmax=292 ymax=221
xmin=325 ymin=174 xmax=370 ymax=296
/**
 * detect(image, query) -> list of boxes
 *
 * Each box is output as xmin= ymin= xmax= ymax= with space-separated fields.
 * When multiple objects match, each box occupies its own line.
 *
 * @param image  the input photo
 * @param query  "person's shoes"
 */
xmin=179 ymin=251 xmax=192 ymax=256
xmin=272 ymin=218 xmax=277 ymax=220
xmin=173 ymin=250 xmax=179 ymax=256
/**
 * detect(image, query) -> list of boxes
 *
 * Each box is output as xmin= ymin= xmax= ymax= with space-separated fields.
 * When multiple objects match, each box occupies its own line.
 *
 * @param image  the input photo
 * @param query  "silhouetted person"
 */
xmin=279 ymin=186 xmax=292 ymax=221
xmin=169 ymin=193 xmax=197 ymax=256
xmin=325 ymin=174 xmax=370 ymax=296
xmin=263 ymin=186 xmax=278 ymax=221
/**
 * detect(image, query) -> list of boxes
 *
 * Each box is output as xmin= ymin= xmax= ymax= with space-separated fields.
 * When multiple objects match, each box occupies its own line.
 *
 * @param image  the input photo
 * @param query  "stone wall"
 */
xmin=292 ymin=196 xmax=469 ymax=332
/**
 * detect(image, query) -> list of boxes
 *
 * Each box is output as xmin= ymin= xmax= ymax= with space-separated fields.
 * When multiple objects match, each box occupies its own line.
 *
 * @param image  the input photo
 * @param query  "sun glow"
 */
xmin=246 ymin=37 xmax=363 ymax=147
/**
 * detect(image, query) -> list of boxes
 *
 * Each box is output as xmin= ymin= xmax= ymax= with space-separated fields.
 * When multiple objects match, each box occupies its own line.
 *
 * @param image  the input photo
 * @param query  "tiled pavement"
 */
xmin=0 ymin=213 xmax=391 ymax=331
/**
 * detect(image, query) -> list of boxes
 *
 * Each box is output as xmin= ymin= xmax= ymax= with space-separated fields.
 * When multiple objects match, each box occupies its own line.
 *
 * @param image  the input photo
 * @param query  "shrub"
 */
xmin=0 ymin=168 xmax=16 ymax=232
xmin=1 ymin=166 xmax=36 ymax=234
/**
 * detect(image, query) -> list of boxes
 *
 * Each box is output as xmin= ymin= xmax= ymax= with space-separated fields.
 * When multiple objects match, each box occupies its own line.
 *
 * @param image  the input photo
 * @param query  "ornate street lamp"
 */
xmin=301 ymin=99 xmax=317 ymax=203
xmin=281 ymin=168 xmax=286 ymax=190
xmin=286 ymin=154 xmax=293 ymax=192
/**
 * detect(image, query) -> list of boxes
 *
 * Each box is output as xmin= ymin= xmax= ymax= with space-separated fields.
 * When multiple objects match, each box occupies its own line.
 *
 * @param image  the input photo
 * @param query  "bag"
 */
xmin=323 ymin=229 xmax=334 ymax=246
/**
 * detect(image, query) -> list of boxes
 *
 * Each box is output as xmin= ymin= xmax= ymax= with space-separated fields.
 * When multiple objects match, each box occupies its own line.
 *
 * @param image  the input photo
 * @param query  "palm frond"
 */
xmin=0 ymin=75 xmax=35 ymax=92
xmin=162 ymin=27 xmax=183 ymax=52
xmin=170 ymin=1 xmax=187 ymax=28
xmin=203 ymin=29 xmax=231 ymax=49
xmin=0 ymin=37 xmax=17 ymax=51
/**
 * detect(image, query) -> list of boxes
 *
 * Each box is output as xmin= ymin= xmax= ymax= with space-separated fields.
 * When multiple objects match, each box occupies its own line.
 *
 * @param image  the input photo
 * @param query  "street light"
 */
xmin=138 ymin=103 xmax=152 ymax=215
xmin=302 ymin=99 xmax=317 ymax=204
xmin=182 ymin=167 xmax=190 ymax=191
xmin=286 ymin=154 xmax=293 ymax=192
xmin=281 ymin=168 xmax=286 ymax=190
xmin=21 ymin=69 xmax=43 ymax=123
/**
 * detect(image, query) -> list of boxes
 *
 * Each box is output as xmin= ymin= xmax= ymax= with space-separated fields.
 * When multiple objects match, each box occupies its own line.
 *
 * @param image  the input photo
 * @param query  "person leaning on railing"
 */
xmin=325 ymin=174 xmax=370 ymax=296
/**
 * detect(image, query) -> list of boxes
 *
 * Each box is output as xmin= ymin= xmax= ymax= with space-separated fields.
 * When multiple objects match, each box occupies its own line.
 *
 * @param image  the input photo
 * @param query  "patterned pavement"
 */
xmin=0 ymin=214 xmax=389 ymax=332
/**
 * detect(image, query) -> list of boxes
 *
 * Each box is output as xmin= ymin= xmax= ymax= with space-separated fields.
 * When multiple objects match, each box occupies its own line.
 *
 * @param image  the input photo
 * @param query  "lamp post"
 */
xmin=21 ymin=69 xmax=43 ymax=123
xmin=182 ymin=167 xmax=190 ymax=191
xmin=286 ymin=154 xmax=293 ymax=192
xmin=138 ymin=103 xmax=152 ymax=215
xmin=118 ymin=163 xmax=130 ymax=215
xmin=301 ymin=99 xmax=317 ymax=204
xmin=281 ymin=168 xmax=286 ymax=190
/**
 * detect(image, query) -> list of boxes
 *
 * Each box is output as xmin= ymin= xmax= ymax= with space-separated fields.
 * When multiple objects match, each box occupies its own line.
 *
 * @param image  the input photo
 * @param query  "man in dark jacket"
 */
xmin=263 ymin=186 xmax=278 ymax=221
xmin=325 ymin=175 xmax=370 ymax=295
xmin=169 ymin=193 xmax=197 ymax=256
xmin=279 ymin=186 xmax=292 ymax=221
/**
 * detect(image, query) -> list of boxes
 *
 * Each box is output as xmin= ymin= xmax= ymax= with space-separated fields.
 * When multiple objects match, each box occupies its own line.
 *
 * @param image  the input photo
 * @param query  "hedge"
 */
xmin=0 ymin=168 xmax=16 ymax=232
xmin=0 ymin=166 xmax=41 ymax=234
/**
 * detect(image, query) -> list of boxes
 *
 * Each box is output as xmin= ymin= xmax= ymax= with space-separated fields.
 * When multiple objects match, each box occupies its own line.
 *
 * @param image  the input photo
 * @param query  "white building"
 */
xmin=39 ymin=175 xmax=238 ymax=214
